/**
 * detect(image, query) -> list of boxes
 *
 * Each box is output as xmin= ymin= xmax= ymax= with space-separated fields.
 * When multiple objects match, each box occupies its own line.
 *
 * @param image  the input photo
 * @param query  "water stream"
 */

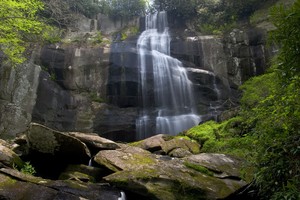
xmin=136 ymin=12 xmax=200 ymax=139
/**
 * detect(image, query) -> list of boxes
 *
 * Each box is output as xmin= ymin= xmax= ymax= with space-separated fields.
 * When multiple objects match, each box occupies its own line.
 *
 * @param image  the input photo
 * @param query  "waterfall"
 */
xmin=136 ymin=12 xmax=200 ymax=139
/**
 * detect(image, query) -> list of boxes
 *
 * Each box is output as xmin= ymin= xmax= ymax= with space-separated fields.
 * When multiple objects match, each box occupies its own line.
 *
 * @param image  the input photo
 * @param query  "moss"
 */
xmin=89 ymin=92 xmax=105 ymax=103
xmin=0 ymin=175 xmax=17 ymax=187
xmin=128 ymin=140 xmax=143 ymax=147
xmin=130 ymin=154 xmax=156 ymax=165
xmin=184 ymin=162 xmax=214 ymax=177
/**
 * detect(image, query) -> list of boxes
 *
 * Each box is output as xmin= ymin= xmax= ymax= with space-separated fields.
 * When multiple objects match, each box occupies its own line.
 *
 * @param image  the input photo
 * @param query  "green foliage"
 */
xmin=20 ymin=162 xmax=36 ymax=175
xmin=153 ymin=0 xmax=199 ymax=19
xmin=99 ymin=0 xmax=147 ymax=19
xmin=89 ymin=92 xmax=105 ymax=103
xmin=93 ymin=31 xmax=103 ymax=44
xmin=238 ymin=1 xmax=300 ymax=198
xmin=184 ymin=118 xmax=258 ymax=160
xmin=0 ymin=0 xmax=48 ymax=65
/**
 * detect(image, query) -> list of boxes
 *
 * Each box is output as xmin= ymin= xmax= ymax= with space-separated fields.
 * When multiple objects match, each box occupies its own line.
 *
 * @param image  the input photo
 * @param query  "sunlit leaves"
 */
xmin=0 ymin=0 xmax=46 ymax=65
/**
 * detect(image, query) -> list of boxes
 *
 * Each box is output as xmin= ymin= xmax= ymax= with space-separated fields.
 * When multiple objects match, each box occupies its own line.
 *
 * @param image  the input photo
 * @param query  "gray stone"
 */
xmin=184 ymin=153 xmax=244 ymax=178
xmin=0 ymin=62 xmax=40 ymax=139
xmin=26 ymin=123 xmax=91 ymax=161
xmin=0 ymin=168 xmax=122 ymax=200
xmin=0 ymin=140 xmax=23 ymax=168
xmin=99 ymin=148 xmax=248 ymax=200
xmin=67 ymin=132 xmax=120 ymax=150
xmin=94 ymin=144 xmax=156 ymax=172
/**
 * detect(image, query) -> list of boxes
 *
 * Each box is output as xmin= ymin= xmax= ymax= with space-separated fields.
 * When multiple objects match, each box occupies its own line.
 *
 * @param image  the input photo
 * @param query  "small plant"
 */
xmin=94 ymin=31 xmax=103 ymax=44
xmin=89 ymin=92 xmax=105 ymax=103
xmin=20 ymin=162 xmax=36 ymax=175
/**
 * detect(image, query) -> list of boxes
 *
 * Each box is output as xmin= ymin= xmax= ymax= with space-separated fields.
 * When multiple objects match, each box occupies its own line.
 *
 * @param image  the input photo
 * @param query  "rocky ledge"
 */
xmin=0 ymin=123 xmax=251 ymax=200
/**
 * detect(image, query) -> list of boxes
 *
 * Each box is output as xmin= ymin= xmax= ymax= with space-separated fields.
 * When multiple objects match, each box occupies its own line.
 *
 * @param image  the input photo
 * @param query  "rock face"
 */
xmin=0 ymin=62 xmax=41 ymax=139
xmin=0 ymin=13 xmax=273 ymax=141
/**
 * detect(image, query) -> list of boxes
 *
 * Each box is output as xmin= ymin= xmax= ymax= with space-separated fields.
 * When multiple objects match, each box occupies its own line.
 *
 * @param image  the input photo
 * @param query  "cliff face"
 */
xmin=0 ymin=62 xmax=41 ymax=139
xmin=0 ymin=14 xmax=274 ymax=141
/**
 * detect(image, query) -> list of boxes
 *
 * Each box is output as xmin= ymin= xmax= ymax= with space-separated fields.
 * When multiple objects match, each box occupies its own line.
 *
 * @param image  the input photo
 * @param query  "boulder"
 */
xmin=67 ymin=132 xmax=120 ymax=152
xmin=94 ymin=144 xmax=157 ymax=172
xmin=184 ymin=153 xmax=244 ymax=178
xmin=0 ymin=140 xmax=23 ymax=168
xmin=94 ymin=143 xmax=247 ymax=199
xmin=103 ymin=152 xmax=247 ymax=200
xmin=59 ymin=164 xmax=106 ymax=182
xmin=0 ymin=168 xmax=123 ymax=200
xmin=161 ymin=137 xmax=201 ymax=155
xmin=168 ymin=148 xmax=192 ymax=158
xmin=131 ymin=134 xmax=168 ymax=152
xmin=26 ymin=123 xmax=91 ymax=161
xmin=132 ymin=135 xmax=200 ymax=157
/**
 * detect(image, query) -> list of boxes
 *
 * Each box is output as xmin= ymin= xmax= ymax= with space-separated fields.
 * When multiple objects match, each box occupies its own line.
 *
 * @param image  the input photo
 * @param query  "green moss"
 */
xmin=0 ymin=175 xmax=17 ymax=187
xmin=89 ymin=92 xmax=105 ymax=103
xmin=128 ymin=140 xmax=143 ymax=147
xmin=130 ymin=154 xmax=156 ymax=165
xmin=184 ymin=162 xmax=214 ymax=177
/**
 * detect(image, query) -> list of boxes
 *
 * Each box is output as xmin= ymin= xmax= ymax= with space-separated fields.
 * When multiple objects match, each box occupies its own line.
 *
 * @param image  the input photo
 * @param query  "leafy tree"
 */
xmin=99 ymin=0 xmax=147 ymax=19
xmin=240 ymin=0 xmax=300 ymax=199
xmin=0 ymin=0 xmax=47 ymax=65
xmin=153 ymin=0 xmax=200 ymax=19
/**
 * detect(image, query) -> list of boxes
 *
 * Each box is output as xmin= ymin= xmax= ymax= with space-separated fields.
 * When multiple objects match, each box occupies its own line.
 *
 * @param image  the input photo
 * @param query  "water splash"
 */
xmin=136 ymin=12 xmax=200 ymax=139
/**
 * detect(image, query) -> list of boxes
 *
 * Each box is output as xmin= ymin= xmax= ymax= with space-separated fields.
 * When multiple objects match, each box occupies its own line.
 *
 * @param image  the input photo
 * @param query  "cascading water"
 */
xmin=136 ymin=12 xmax=201 ymax=139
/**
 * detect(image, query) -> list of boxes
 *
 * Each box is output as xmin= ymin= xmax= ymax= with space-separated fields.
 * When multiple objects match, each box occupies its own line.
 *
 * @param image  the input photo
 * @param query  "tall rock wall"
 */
xmin=0 ymin=14 xmax=274 ymax=141
xmin=0 ymin=62 xmax=41 ymax=138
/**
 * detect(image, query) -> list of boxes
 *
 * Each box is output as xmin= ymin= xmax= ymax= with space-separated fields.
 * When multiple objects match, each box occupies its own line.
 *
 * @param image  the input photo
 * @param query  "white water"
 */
xmin=136 ymin=12 xmax=200 ymax=139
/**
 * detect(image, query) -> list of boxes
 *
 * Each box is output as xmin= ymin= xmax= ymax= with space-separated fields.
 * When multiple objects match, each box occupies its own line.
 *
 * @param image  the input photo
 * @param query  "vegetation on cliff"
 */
xmin=184 ymin=0 xmax=300 ymax=199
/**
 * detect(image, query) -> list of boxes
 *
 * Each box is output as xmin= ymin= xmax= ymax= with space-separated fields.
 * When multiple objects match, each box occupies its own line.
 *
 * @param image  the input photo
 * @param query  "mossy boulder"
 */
xmin=94 ymin=144 xmax=157 ymax=172
xmin=131 ymin=134 xmax=200 ymax=157
xmin=104 ymin=154 xmax=247 ymax=200
xmin=162 ymin=137 xmax=201 ymax=156
xmin=184 ymin=153 xmax=244 ymax=178
xmin=130 ymin=134 xmax=167 ymax=152
xmin=67 ymin=132 xmax=120 ymax=152
xmin=26 ymin=123 xmax=91 ymax=161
